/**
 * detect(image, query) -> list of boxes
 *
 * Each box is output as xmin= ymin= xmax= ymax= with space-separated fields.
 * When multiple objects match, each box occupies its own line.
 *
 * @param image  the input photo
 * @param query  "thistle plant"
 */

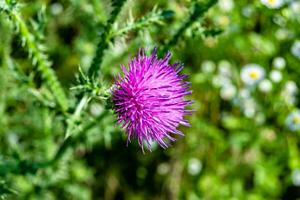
xmin=0 ymin=0 xmax=218 ymax=194
xmin=7 ymin=0 xmax=300 ymax=199
xmin=1 ymin=1 xmax=68 ymax=111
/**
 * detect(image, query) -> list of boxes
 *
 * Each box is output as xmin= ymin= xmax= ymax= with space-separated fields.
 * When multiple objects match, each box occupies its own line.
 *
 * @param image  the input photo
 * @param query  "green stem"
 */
xmin=51 ymin=136 xmax=74 ymax=164
xmin=0 ymin=109 xmax=110 ymax=176
xmin=110 ymin=10 xmax=174 ymax=38
xmin=51 ymin=109 xmax=110 ymax=164
xmin=87 ymin=0 xmax=127 ymax=79
xmin=7 ymin=10 xmax=68 ymax=112
xmin=65 ymin=95 xmax=89 ymax=138
xmin=161 ymin=0 xmax=217 ymax=53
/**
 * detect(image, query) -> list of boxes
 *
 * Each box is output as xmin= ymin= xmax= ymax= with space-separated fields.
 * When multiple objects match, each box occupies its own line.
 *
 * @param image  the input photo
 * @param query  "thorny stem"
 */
xmin=6 ymin=9 xmax=69 ymax=112
xmin=88 ymin=0 xmax=127 ymax=80
xmin=0 ymin=109 xmax=110 ymax=176
xmin=0 ymin=2 xmax=113 ymax=176
xmin=161 ymin=0 xmax=217 ymax=53
xmin=50 ymin=109 xmax=110 ymax=165
xmin=65 ymin=95 xmax=90 ymax=138
xmin=110 ymin=9 xmax=174 ymax=38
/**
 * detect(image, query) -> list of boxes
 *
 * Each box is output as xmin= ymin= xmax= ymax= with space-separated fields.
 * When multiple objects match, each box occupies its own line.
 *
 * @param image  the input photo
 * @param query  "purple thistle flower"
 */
xmin=112 ymin=48 xmax=192 ymax=151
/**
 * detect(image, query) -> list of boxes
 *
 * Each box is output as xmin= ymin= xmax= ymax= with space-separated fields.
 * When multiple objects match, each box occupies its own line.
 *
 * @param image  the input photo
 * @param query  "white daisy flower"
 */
xmin=270 ymin=70 xmax=282 ymax=83
xmin=259 ymin=79 xmax=273 ymax=93
xmin=241 ymin=64 xmax=265 ymax=86
xmin=286 ymin=111 xmax=300 ymax=131
xmin=273 ymin=57 xmax=286 ymax=70
xmin=261 ymin=0 xmax=284 ymax=9
xmin=291 ymin=40 xmax=300 ymax=59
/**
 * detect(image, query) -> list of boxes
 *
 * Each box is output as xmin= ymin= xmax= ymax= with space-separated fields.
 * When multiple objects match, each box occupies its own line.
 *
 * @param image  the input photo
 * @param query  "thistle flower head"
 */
xmin=112 ymin=48 xmax=192 ymax=151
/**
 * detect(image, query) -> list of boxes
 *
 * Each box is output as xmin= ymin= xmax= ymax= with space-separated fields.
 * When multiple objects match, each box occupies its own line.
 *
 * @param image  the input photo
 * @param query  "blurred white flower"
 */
xmin=281 ymin=90 xmax=297 ymax=105
xmin=212 ymin=75 xmax=231 ymax=88
xmin=286 ymin=110 xmax=300 ymax=131
xmin=261 ymin=0 xmax=284 ymax=9
xmin=243 ymin=148 xmax=258 ymax=163
xmin=241 ymin=64 xmax=265 ymax=86
xmin=259 ymin=79 xmax=273 ymax=93
xmin=220 ymin=84 xmax=237 ymax=100
xmin=261 ymin=128 xmax=276 ymax=142
xmin=188 ymin=158 xmax=202 ymax=176
xmin=201 ymin=60 xmax=216 ymax=73
xmin=273 ymin=15 xmax=286 ymax=26
xmin=290 ymin=1 xmax=300 ymax=14
xmin=112 ymin=38 xmax=127 ymax=55
xmin=255 ymin=113 xmax=266 ymax=124
xmin=285 ymin=81 xmax=298 ymax=94
xmin=157 ymin=163 xmax=170 ymax=175
xmin=275 ymin=28 xmax=292 ymax=41
xmin=270 ymin=70 xmax=282 ymax=83
xmin=8 ymin=132 xmax=19 ymax=146
xmin=281 ymin=81 xmax=297 ymax=105
xmin=81 ymin=55 xmax=93 ymax=67
xmin=242 ymin=6 xmax=254 ymax=17
xmin=218 ymin=60 xmax=232 ymax=77
xmin=218 ymin=0 xmax=234 ymax=12
xmin=90 ymin=103 xmax=104 ymax=116
xmin=273 ymin=57 xmax=286 ymax=70
xmin=216 ymin=15 xmax=230 ymax=27
xmin=292 ymin=169 xmax=300 ymax=186
xmin=239 ymin=88 xmax=251 ymax=99
xmin=51 ymin=3 xmax=63 ymax=15
xmin=243 ymin=98 xmax=257 ymax=118
xmin=244 ymin=107 xmax=256 ymax=118
xmin=291 ymin=40 xmax=300 ymax=59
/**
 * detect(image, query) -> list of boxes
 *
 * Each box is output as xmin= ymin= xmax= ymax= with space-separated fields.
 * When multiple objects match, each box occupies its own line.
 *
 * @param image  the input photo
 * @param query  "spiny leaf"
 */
xmin=109 ymin=0 xmax=127 ymax=24
xmin=88 ymin=0 xmax=127 ymax=79
xmin=161 ymin=0 xmax=218 ymax=53
xmin=3 ymin=6 xmax=68 ymax=112
xmin=111 ymin=8 xmax=175 ymax=38
xmin=203 ymin=28 xmax=223 ymax=37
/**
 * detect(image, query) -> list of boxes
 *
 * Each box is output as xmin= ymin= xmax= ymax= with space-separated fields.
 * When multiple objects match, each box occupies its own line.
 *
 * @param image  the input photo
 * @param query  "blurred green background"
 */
xmin=1 ymin=0 xmax=300 ymax=199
